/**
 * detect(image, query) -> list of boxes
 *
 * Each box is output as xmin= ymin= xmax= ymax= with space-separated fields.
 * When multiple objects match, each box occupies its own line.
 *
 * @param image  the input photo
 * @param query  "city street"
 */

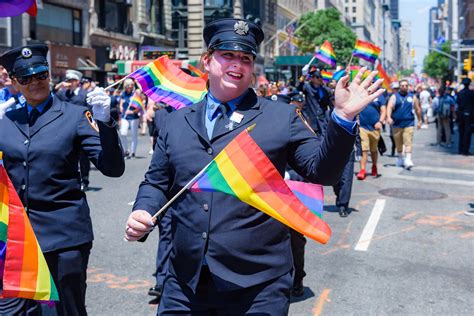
xmin=85 ymin=123 xmax=474 ymax=315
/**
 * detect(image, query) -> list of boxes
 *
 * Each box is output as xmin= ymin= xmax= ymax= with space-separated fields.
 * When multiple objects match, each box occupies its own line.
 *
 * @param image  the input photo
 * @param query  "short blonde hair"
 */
xmin=124 ymin=78 xmax=134 ymax=87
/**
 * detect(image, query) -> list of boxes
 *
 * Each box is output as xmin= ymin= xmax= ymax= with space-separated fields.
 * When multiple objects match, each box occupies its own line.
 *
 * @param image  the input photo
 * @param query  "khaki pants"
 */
xmin=393 ymin=126 xmax=414 ymax=153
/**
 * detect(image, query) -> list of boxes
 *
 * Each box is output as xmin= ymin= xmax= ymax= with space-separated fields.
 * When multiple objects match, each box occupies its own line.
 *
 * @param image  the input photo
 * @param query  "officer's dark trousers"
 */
xmin=290 ymin=229 xmax=306 ymax=285
xmin=333 ymin=155 xmax=354 ymax=208
xmin=154 ymin=211 xmax=172 ymax=287
xmin=157 ymin=266 xmax=292 ymax=315
xmin=0 ymin=242 xmax=92 ymax=316
xmin=458 ymin=115 xmax=473 ymax=154
xmin=79 ymin=151 xmax=90 ymax=187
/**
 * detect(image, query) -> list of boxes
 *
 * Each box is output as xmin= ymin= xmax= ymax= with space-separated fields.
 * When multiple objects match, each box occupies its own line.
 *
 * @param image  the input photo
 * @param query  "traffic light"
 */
xmin=464 ymin=51 xmax=472 ymax=72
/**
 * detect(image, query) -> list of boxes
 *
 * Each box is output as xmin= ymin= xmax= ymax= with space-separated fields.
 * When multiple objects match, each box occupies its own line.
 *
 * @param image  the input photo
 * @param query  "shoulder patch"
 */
xmin=295 ymin=108 xmax=316 ymax=135
xmin=85 ymin=111 xmax=99 ymax=132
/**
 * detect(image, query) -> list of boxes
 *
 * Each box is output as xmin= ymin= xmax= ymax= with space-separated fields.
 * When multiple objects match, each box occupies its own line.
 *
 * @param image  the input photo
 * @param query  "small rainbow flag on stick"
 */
xmin=320 ymin=70 xmax=333 ymax=83
xmin=0 ymin=152 xmax=59 ymax=303
xmin=129 ymin=56 xmax=207 ymax=110
xmin=376 ymin=63 xmax=391 ymax=91
xmin=315 ymin=40 xmax=337 ymax=68
xmin=190 ymin=126 xmax=331 ymax=244
xmin=129 ymin=95 xmax=145 ymax=113
xmin=352 ymin=40 xmax=381 ymax=63
xmin=332 ymin=69 xmax=346 ymax=81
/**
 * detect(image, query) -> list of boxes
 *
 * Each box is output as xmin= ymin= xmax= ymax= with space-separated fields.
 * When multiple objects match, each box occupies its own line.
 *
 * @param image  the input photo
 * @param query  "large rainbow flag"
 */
xmin=285 ymin=180 xmax=323 ymax=219
xmin=352 ymin=40 xmax=381 ymax=63
xmin=129 ymin=95 xmax=145 ymax=113
xmin=0 ymin=153 xmax=58 ymax=302
xmin=190 ymin=126 xmax=331 ymax=244
xmin=315 ymin=40 xmax=337 ymax=68
xmin=129 ymin=56 xmax=207 ymax=110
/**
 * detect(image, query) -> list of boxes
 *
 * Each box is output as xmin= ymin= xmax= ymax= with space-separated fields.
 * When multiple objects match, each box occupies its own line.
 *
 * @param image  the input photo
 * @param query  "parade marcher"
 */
xmin=297 ymin=67 xmax=333 ymax=132
xmin=54 ymin=69 xmax=89 ymax=105
xmin=419 ymin=85 xmax=432 ymax=128
xmin=434 ymin=86 xmax=457 ymax=147
xmin=386 ymin=79 xmax=422 ymax=169
xmin=119 ymin=78 xmax=139 ymax=158
xmin=147 ymin=103 xmax=175 ymax=305
xmin=357 ymin=93 xmax=386 ymax=180
xmin=0 ymin=65 xmax=26 ymax=116
xmin=54 ymin=69 xmax=94 ymax=190
xmin=456 ymin=78 xmax=474 ymax=155
xmin=124 ymin=18 xmax=384 ymax=315
xmin=0 ymin=44 xmax=125 ymax=315
xmin=387 ymin=81 xmax=399 ymax=156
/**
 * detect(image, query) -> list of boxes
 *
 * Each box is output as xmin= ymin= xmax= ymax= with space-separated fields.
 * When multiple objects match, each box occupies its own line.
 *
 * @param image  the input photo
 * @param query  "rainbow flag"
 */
xmin=285 ymin=180 xmax=323 ymax=219
xmin=0 ymin=153 xmax=59 ymax=302
xmin=376 ymin=63 xmax=391 ymax=91
xmin=320 ymin=70 xmax=333 ymax=83
xmin=129 ymin=95 xmax=145 ymax=113
xmin=315 ymin=40 xmax=337 ymax=68
xmin=0 ymin=0 xmax=37 ymax=17
xmin=190 ymin=126 xmax=332 ymax=244
xmin=129 ymin=56 xmax=207 ymax=110
xmin=332 ymin=69 xmax=346 ymax=81
xmin=352 ymin=40 xmax=381 ymax=63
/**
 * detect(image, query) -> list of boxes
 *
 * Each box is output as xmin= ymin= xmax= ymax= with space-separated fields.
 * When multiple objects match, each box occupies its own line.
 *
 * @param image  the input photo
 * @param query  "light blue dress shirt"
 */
xmin=204 ymin=92 xmax=246 ymax=139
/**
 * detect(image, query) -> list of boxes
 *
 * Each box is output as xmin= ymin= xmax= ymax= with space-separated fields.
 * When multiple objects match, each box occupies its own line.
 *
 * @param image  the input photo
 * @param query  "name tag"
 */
xmin=230 ymin=112 xmax=244 ymax=123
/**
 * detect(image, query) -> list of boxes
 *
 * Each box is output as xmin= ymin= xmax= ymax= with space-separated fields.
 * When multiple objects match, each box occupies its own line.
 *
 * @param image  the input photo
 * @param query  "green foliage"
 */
xmin=399 ymin=68 xmax=414 ymax=77
xmin=296 ymin=8 xmax=357 ymax=66
xmin=422 ymin=42 xmax=453 ymax=82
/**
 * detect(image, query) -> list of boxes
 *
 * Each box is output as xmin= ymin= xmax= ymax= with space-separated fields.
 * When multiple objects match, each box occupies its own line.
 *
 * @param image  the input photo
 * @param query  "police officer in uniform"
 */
xmin=0 ymin=44 xmax=125 ymax=315
xmin=457 ymin=78 xmax=474 ymax=155
xmin=124 ymin=18 xmax=384 ymax=315
xmin=55 ymin=69 xmax=92 ymax=190
xmin=297 ymin=67 xmax=333 ymax=132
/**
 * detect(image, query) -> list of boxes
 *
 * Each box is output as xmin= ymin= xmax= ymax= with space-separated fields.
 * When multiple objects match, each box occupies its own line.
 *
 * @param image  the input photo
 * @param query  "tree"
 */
xmin=296 ymin=8 xmax=357 ymax=66
xmin=423 ymin=42 xmax=453 ymax=82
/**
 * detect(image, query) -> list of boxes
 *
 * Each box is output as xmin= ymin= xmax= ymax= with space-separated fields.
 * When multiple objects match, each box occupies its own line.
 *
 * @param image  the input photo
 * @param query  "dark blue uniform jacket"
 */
xmin=134 ymin=89 xmax=355 ymax=292
xmin=0 ymin=95 xmax=125 ymax=252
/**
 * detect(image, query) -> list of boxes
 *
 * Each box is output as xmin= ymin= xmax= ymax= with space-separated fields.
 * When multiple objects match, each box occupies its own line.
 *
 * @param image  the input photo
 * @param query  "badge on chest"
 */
xmin=225 ymin=112 xmax=244 ymax=131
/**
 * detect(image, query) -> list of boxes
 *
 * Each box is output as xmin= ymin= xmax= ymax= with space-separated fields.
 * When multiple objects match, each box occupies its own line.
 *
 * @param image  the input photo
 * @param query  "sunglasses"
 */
xmin=15 ymin=71 xmax=49 ymax=85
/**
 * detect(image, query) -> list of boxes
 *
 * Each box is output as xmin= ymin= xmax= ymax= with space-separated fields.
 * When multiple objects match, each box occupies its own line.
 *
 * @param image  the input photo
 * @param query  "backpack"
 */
xmin=438 ymin=96 xmax=452 ymax=118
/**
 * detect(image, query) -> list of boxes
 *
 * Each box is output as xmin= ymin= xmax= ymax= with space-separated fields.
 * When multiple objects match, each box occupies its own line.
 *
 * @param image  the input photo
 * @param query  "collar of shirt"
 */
xmin=206 ymin=91 xmax=246 ymax=121
xmin=27 ymin=94 xmax=52 ymax=114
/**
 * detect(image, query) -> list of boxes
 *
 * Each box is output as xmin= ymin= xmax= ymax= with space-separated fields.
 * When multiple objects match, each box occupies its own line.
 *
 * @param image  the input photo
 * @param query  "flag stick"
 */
xmin=302 ymin=55 xmax=317 ymax=75
xmin=104 ymin=74 xmax=132 ymax=91
xmin=151 ymin=160 xmax=213 ymax=221
xmin=346 ymin=54 xmax=354 ymax=71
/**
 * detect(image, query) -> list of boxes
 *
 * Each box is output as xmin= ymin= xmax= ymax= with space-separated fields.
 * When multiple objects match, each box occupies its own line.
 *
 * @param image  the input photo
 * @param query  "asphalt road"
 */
xmin=85 ymin=123 xmax=474 ymax=315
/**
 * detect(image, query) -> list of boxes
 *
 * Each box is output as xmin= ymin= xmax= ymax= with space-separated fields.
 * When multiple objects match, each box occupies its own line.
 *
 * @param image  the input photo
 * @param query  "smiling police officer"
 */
xmin=0 ymin=44 xmax=125 ymax=315
xmin=124 ymin=18 xmax=384 ymax=315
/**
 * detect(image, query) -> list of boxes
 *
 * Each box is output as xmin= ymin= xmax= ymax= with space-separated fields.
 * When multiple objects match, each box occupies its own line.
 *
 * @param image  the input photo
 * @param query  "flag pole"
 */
xmin=104 ymin=74 xmax=132 ymax=91
xmin=151 ymin=160 xmax=213 ymax=221
xmin=302 ymin=55 xmax=316 ymax=75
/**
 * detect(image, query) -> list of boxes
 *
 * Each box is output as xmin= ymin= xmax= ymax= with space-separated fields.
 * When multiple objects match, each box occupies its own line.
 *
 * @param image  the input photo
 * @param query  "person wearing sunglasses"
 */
xmin=0 ymin=44 xmax=125 ymax=315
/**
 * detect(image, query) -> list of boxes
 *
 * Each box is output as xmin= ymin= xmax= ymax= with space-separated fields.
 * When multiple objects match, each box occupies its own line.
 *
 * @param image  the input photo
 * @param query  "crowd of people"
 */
xmin=0 ymin=16 xmax=472 ymax=315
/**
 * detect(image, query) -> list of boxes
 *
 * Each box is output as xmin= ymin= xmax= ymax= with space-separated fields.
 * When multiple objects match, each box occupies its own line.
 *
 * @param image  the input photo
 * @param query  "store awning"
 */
xmin=114 ymin=59 xmax=199 ymax=75
xmin=77 ymin=57 xmax=101 ymax=71
xmin=275 ymin=55 xmax=313 ymax=66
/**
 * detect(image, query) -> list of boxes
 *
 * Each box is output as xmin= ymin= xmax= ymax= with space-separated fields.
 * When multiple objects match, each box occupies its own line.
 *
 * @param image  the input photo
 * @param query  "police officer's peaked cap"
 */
xmin=0 ymin=44 xmax=49 ymax=78
xmin=288 ymin=92 xmax=304 ymax=103
xmin=265 ymin=94 xmax=291 ymax=104
xmin=203 ymin=18 xmax=264 ymax=57
xmin=65 ymin=69 xmax=83 ymax=82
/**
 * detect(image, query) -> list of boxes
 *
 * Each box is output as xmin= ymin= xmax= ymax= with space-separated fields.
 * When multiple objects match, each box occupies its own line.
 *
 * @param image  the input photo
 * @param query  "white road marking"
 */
xmin=413 ymin=165 xmax=474 ymax=175
xmin=355 ymin=199 xmax=386 ymax=251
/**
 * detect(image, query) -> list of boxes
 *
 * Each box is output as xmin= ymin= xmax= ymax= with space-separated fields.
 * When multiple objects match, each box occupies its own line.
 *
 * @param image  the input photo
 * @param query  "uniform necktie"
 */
xmin=29 ymin=108 xmax=40 ymax=126
xmin=212 ymin=103 xmax=230 ymax=138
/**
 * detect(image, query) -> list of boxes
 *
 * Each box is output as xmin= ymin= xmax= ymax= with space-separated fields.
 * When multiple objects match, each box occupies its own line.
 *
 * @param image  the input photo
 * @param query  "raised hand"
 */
xmin=334 ymin=67 xmax=385 ymax=121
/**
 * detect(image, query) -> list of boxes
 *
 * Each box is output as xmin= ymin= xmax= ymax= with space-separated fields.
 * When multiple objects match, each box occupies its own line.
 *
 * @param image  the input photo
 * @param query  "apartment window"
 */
xmin=0 ymin=17 xmax=11 ymax=46
xmin=148 ymin=0 xmax=165 ymax=34
xmin=35 ymin=3 xmax=82 ymax=45
xmin=345 ymin=7 xmax=348 ymax=13
xmin=97 ymin=0 xmax=132 ymax=35
xmin=352 ymin=7 xmax=356 ymax=13
xmin=352 ymin=17 xmax=356 ymax=23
